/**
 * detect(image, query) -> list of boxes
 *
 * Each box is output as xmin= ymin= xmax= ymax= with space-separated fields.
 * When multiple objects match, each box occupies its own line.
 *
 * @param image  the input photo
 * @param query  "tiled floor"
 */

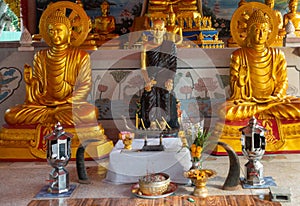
xmin=0 ymin=154 xmax=299 ymax=206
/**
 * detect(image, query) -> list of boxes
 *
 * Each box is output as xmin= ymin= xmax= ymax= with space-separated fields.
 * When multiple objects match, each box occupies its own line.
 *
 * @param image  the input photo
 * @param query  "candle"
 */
xmin=155 ymin=119 xmax=162 ymax=130
xmin=141 ymin=118 xmax=146 ymax=130
xmin=136 ymin=114 xmax=138 ymax=129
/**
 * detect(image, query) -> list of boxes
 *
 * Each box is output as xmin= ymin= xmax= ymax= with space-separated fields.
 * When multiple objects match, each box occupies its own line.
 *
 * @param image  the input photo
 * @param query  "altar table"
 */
xmin=105 ymin=138 xmax=192 ymax=184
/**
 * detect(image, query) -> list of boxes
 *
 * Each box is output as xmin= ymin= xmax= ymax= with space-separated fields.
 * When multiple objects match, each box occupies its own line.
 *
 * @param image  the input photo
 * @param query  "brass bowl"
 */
xmin=139 ymin=173 xmax=170 ymax=196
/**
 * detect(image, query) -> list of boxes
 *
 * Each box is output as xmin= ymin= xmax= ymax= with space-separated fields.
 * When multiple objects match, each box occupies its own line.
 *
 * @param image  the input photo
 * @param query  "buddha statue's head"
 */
xmin=289 ymin=0 xmax=298 ymax=12
xmin=101 ymin=1 xmax=110 ymax=16
xmin=246 ymin=9 xmax=271 ymax=47
xmin=46 ymin=9 xmax=72 ymax=46
xmin=264 ymin=0 xmax=274 ymax=9
xmin=168 ymin=5 xmax=176 ymax=25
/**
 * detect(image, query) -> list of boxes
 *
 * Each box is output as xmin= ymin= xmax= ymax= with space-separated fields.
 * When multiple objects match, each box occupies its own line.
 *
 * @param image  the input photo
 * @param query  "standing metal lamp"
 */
xmin=44 ymin=122 xmax=73 ymax=193
xmin=240 ymin=116 xmax=267 ymax=186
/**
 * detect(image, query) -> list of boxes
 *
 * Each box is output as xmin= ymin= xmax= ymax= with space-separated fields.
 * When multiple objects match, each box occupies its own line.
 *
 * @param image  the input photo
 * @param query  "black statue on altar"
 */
xmin=138 ymin=19 xmax=179 ymax=131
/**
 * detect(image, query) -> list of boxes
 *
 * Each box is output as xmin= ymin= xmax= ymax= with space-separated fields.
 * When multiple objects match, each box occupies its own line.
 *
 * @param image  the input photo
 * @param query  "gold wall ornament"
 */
xmin=39 ymin=1 xmax=90 ymax=47
xmin=230 ymin=2 xmax=278 ymax=48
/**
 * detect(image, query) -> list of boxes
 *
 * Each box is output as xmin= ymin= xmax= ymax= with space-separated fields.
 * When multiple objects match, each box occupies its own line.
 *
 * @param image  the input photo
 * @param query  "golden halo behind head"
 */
xmin=39 ymin=1 xmax=90 ymax=47
xmin=230 ymin=2 xmax=278 ymax=47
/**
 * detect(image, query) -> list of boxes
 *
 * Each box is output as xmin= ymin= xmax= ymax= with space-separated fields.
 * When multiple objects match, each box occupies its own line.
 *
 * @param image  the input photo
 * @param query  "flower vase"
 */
xmin=119 ymin=131 xmax=134 ymax=150
xmin=191 ymin=160 xmax=202 ymax=170
xmin=184 ymin=169 xmax=216 ymax=198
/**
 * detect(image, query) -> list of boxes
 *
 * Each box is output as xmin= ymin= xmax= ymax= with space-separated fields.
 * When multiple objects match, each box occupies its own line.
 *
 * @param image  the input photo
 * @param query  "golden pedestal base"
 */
xmin=0 ymin=123 xmax=113 ymax=160
xmin=213 ymin=118 xmax=300 ymax=155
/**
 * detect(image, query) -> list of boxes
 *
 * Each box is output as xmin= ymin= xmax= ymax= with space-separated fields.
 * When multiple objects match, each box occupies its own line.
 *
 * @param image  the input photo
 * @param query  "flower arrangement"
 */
xmin=179 ymin=120 xmax=210 ymax=169
xmin=189 ymin=128 xmax=210 ymax=169
xmin=119 ymin=131 xmax=134 ymax=150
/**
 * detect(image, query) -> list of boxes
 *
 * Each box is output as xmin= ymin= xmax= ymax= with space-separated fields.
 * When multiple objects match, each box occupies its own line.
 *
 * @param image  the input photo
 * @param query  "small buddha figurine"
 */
xmin=139 ymin=19 xmax=179 ymax=130
xmin=93 ymin=0 xmax=118 ymax=40
xmin=165 ymin=6 xmax=183 ymax=45
xmin=283 ymin=0 xmax=300 ymax=37
xmin=219 ymin=8 xmax=300 ymax=121
xmin=4 ymin=9 xmax=98 ymax=126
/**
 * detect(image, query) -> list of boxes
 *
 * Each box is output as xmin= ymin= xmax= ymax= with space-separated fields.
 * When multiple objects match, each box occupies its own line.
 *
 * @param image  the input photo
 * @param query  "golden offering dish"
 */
xmin=184 ymin=169 xmax=216 ymax=180
xmin=184 ymin=169 xmax=216 ymax=198
xmin=138 ymin=173 xmax=170 ymax=196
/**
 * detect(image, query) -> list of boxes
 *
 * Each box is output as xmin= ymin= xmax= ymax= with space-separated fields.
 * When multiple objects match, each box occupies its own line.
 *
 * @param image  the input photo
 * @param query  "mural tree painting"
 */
xmin=110 ymin=70 xmax=131 ymax=100
xmin=180 ymin=85 xmax=193 ymax=99
xmin=98 ymin=84 xmax=108 ymax=100
xmin=194 ymin=77 xmax=218 ymax=99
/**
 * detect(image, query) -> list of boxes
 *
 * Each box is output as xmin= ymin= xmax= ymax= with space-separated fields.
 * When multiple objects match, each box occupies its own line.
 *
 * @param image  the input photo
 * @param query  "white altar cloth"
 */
xmin=105 ymin=138 xmax=192 ymax=184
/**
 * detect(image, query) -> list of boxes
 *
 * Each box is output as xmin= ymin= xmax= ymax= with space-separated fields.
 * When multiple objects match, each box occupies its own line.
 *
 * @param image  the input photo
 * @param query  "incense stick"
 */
xmin=162 ymin=117 xmax=171 ymax=129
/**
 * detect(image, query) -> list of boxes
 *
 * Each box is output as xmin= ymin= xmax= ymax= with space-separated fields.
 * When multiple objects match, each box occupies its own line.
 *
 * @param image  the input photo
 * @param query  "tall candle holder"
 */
xmin=44 ymin=122 xmax=73 ymax=193
xmin=239 ymin=116 xmax=276 ymax=188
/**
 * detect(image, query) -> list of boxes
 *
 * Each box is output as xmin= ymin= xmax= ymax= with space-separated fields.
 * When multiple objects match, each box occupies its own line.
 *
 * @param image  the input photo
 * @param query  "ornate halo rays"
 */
xmin=230 ymin=2 xmax=278 ymax=47
xmin=39 ymin=1 xmax=90 ymax=47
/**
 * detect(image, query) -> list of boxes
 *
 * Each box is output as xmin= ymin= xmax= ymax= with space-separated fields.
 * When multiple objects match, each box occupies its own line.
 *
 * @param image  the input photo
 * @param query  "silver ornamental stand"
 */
xmin=239 ymin=117 xmax=275 ymax=188
xmin=44 ymin=122 xmax=73 ymax=193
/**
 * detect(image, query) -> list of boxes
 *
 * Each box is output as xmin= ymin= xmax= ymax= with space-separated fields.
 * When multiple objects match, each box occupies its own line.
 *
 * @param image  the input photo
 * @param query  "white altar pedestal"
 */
xmin=105 ymin=138 xmax=192 ymax=184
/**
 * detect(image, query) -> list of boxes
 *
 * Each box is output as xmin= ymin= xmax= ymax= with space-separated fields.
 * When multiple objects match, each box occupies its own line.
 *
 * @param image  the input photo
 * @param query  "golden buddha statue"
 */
xmin=93 ymin=1 xmax=118 ymax=40
xmin=5 ymin=10 xmax=97 ymax=126
xmin=0 ymin=1 xmax=113 ymax=159
xmin=165 ymin=6 xmax=183 ymax=45
xmin=221 ymin=9 xmax=300 ymax=121
xmin=283 ymin=0 xmax=300 ymax=37
xmin=215 ymin=2 xmax=300 ymax=154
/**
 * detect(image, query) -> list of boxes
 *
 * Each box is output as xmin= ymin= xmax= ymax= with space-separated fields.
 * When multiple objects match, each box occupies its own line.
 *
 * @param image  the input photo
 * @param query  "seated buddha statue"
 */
xmin=0 ymin=1 xmax=113 ymax=160
xmin=215 ymin=4 xmax=300 ymax=153
xmin=4 ymin=9 xmax=98 ymax=126
xmin=139 ymin=19 xmax=179 ymax=130
xmin=219 ymin=9 xmax=300 ymax=121
xmin=93 ymin=0 xmax=118 ymax=41
xmin=283 ymin=0 xmax=300 ymax=37
xmin=165 ymin=6 xmax=183 ymax=45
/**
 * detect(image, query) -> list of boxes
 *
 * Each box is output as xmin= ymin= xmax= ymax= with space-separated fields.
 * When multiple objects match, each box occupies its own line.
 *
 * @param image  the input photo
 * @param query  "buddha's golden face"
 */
xmin=48 ymin=23 xmax=70 ymax=46
xmin=290 ymin=2 xmax=298 ymax=12
xmin=249 ymin=23 xmax=270 ymax=45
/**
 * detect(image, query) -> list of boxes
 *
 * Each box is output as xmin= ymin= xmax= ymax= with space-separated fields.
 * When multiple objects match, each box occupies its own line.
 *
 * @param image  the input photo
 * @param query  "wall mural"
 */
xmin=0 ymin=67 xmax=22 ymax=104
